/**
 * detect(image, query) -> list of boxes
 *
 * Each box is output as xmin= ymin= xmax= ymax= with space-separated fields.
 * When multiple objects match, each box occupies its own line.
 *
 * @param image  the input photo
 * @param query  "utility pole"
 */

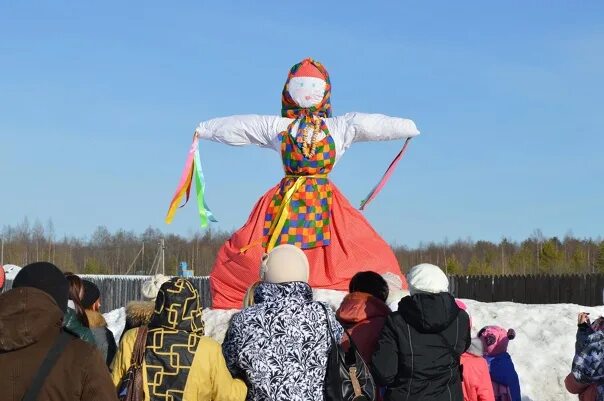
xmin=1 ymin=237 xmax=3 ymax=265
xmin=161 ymin=238 xmax=165 ymax=275
xmin=141 ymin=242 xmax=145 ymax=273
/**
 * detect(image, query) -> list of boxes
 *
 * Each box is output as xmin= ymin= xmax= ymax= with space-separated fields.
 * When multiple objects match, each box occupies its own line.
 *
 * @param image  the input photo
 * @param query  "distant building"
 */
xmin=178 ymin=262 xmax=194 ymax=278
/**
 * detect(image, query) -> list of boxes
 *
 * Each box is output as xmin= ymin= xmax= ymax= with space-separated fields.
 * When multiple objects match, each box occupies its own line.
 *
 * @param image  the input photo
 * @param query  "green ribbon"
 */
xmin=193 ymin=145 xmax=217 ymax=227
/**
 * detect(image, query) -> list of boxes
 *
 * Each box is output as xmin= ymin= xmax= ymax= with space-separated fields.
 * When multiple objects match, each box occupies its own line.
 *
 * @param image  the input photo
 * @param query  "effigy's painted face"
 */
xmin=287 ymin=76 xmax=327 ymax=108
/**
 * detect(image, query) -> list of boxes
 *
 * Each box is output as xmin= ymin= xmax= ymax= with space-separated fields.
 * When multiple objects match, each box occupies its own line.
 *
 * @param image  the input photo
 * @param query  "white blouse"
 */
xmin=195 ymin=113 xmax=420 ymax=163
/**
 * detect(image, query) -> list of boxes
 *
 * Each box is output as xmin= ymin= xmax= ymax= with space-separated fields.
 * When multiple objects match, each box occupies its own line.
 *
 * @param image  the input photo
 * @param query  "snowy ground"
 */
xmin=105 ymin=289 xmax=602 ymax=401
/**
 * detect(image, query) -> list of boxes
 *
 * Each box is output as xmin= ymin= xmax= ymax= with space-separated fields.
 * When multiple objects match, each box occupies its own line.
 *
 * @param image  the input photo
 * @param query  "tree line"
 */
xmin=2 ymin=219 xmax=603 ymax=276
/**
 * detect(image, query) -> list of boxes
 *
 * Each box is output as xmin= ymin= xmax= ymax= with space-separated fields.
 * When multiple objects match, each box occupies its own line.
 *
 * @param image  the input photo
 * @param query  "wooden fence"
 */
xmin=2 ymin=275 xmax=212 ymax=313
xmin=4 ymin=274 xmax=604 ymax=309
xmin=449 ymin=274 xmax=604 ymax=306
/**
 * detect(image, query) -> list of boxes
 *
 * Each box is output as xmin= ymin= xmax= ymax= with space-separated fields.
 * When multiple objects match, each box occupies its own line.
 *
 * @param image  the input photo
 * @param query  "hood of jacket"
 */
xmin=0 ymin=287 xmax=63 ymax=351
xmin=85 ymin=309 xmax=107 ymax=328
xmin=398 ymin=292 xmax=460 ymax=333
xmin=466 ymin=337 xmax=485 ymax=356
xmin=253 ymin=281 xmax=313 ymax=305
xmin=64 ymin=308 xmax=85 ymax=332
xmin=126 ymin=300 xmax=155 ymax=327
xmin=149 ymin=278 xmax=204 ymax=333
xmin=480 ymin=325 xmax=513 ymax=356
xmin=337 ymin=292 xmax=391 ymax=327
xmin=63 ymin=308 xmax=96 ymax=345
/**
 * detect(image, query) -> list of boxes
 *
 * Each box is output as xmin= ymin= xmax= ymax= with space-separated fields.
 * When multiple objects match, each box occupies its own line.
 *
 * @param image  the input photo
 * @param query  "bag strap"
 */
xmin=22 ymin=330 xmax=72 ymax=401
xmin=318 ymin=302 xmax=337 ymax=348
xmin=130 ymin=326 xmax=149 ymax=367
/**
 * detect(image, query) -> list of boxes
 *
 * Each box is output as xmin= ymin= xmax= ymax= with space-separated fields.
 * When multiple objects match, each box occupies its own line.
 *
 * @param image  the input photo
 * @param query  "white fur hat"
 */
xmin=141 ymin=274 xmax=170 ymax=301
xmin=260 ymin=244 xmax=309 ymax=284
xmin=406 ymin=263 xmax=449 ymax=295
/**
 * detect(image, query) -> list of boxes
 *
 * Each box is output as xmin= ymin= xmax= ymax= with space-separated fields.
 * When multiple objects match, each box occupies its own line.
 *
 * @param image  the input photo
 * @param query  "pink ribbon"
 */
xmin=360 ymin=137 xmax=412 ymax=210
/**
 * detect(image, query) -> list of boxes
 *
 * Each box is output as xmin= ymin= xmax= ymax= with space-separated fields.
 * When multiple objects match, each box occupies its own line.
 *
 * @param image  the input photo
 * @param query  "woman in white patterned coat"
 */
xmin=222 ymin=244 xmax=344 ymax=401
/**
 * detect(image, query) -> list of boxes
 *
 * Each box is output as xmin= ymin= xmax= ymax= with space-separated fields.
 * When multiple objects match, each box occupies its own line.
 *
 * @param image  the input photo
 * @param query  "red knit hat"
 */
xmin=292 ymin=59 xmax=325 ymax=80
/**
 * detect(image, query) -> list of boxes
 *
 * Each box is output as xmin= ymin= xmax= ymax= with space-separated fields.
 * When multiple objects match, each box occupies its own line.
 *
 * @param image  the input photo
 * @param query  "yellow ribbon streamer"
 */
xmin=265 ymin=174 xmax=328 ymax=252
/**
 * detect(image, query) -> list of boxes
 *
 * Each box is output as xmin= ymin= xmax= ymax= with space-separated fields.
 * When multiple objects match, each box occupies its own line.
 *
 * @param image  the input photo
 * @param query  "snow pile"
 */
xmin=460 ymin=299 xmax=599 ymax=401
xmin=103 ymin=289 xmax=604 ymax=401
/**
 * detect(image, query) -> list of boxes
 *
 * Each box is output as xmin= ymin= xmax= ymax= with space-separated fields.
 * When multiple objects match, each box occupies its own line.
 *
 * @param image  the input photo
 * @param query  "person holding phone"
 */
xmin=564 ymin=312 xmax=604 ymax=401
xmin=576 ymin=312 xmax=604 ymax=354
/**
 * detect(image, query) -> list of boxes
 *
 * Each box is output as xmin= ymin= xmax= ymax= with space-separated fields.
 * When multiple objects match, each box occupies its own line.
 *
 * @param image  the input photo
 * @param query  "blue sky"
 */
xmin=1 ymin=1 xmax=603 ymax=246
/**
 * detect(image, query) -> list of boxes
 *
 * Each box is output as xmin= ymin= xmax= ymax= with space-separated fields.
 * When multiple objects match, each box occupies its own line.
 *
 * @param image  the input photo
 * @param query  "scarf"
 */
xmin=281 ymin=58 xmax=332 ymax=155
xmin=144 ymin=278 xmax=205 ymax=401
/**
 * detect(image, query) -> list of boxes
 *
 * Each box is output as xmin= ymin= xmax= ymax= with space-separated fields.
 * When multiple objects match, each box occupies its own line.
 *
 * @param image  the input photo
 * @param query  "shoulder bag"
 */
xmin=118 ymin=326 xmax=149 ymax=401
xmin=319 ymin=302 xmax=376 ymax=401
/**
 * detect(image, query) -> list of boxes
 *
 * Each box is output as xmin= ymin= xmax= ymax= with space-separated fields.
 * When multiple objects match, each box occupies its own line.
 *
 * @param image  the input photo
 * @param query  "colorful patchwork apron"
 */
xmin=263 ymin=130 xmax=336 ymax=250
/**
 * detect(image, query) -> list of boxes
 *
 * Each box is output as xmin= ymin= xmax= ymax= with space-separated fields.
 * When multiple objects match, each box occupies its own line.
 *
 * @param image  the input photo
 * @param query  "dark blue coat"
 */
xmin=486 ymin=352 xmax=521 ymax=401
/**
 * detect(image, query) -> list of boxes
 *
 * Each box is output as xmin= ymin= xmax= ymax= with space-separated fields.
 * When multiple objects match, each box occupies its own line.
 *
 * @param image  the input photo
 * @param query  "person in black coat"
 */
xmin=82 ymin=280 xmax=117 ymax=366
xmin=372 ymin=263 xmax=471 ymax=401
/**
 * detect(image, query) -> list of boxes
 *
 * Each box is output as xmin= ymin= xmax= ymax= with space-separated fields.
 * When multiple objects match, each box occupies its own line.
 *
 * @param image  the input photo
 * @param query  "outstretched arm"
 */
xmin=195 ymin=115 xmax=292 ymax=149
xmin=333 ymin=112 xmax=420 ymax=151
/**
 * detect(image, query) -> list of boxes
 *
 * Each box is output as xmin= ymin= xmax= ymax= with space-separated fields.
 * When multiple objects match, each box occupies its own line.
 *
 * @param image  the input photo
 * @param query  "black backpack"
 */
xmin=319 ymin=302 xmax=376 ymax=401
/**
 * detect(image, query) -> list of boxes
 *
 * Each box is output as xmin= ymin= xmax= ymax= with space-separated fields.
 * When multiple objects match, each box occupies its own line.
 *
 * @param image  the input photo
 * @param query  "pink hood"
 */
xmin=479 ymin=325 xmax=516 ymax=356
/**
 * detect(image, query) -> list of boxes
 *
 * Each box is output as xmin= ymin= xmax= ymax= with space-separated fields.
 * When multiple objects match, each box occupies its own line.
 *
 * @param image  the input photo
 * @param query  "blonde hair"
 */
xmin=243 ymin=281 xmax=261 ymax=308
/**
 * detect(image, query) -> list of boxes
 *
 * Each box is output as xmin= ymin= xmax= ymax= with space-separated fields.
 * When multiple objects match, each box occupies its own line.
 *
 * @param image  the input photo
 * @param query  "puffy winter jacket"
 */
xmin=461 ymin=338 xmax=495 ymax=401
xmin=0 ymin=287 xmax=117 ymax=401
xmin=112 ymin=328 xmax=246 ymax=401
xmin=571 ymin=330 xmax=604 ymax=401
xmin=63 ymin=307 xmax=96 ymax=345
xmin=372 ymin=292 xmax=471 ymax=401
xmin=485 ymin=354 xmax=521 ymax=401
xmin=123 ymin=300 xmax=155 ymax=333
xmin=222 ymin=281 xmax=344 ymax=401
xmin=337 ymin=291 xmax=391 ymax=364
xmin=86 ymin=309 xmax=117 ymax=366
xmin=576 ymin=323 xmax=595 ymax=354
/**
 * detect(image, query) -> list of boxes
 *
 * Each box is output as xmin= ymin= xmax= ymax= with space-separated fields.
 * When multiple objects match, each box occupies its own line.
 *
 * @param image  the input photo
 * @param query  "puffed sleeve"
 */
xmin=330 ymin=112 xmax=420 ymax=153
xmin=195 ymin=115 xmax=292 ymax=151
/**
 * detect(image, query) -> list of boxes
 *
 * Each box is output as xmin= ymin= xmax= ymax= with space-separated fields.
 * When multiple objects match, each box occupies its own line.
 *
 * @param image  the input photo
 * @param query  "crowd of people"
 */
xmin=0 ymin=248 xmax=523 ymax=401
